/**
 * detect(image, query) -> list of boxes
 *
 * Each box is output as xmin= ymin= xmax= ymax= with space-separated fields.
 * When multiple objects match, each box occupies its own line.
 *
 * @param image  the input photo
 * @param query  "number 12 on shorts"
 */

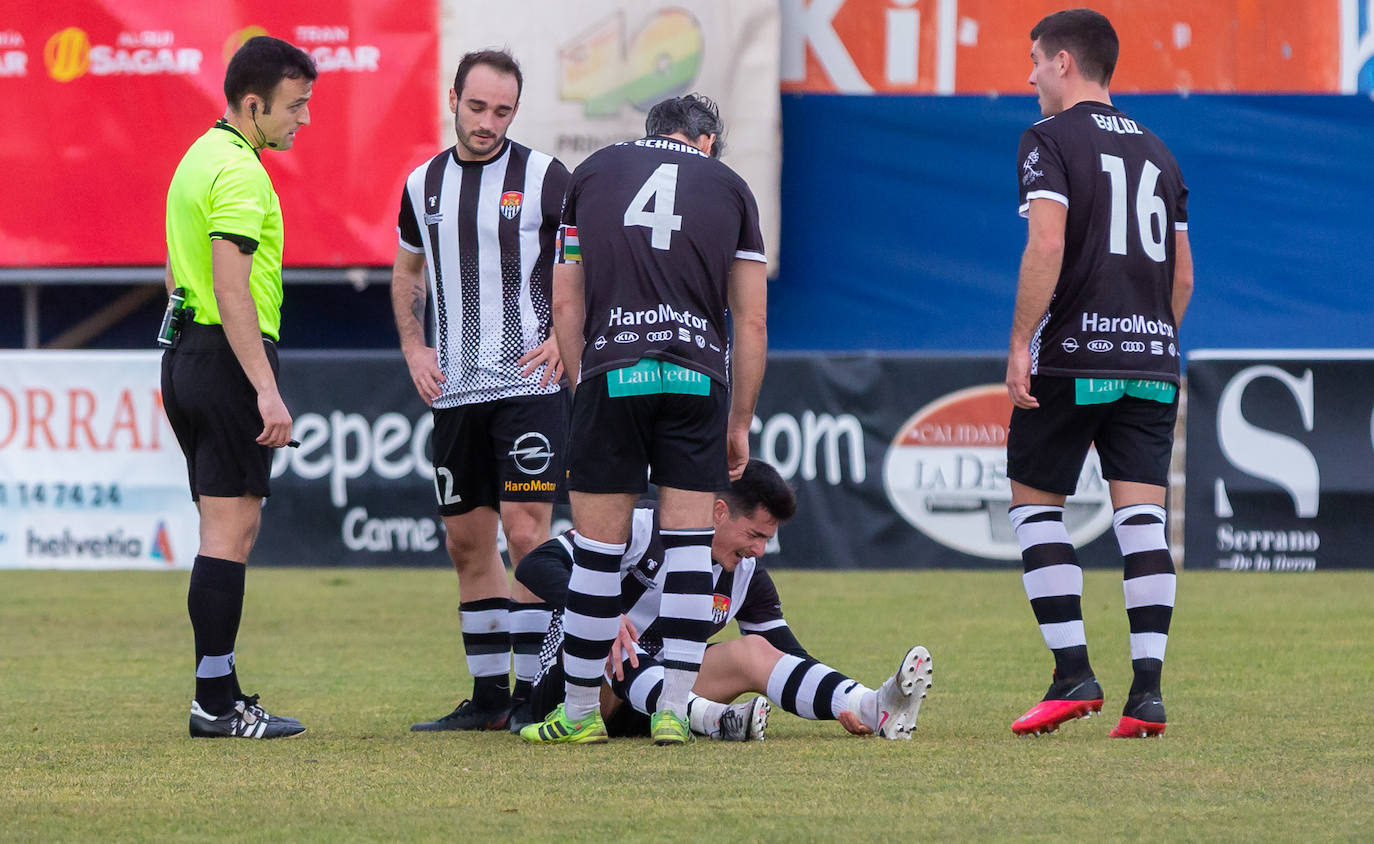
xmin=624 ymin=163 xmax=682 ymax=250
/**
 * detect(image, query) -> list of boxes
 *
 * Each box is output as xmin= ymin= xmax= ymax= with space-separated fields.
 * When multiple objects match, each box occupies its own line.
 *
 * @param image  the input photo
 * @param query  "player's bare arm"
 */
xmin=164 ymin=257 xmax=176 ymax=295
xmin=390 ymin=245 xmax=444 ymax=405
xmin=726 ymin=257 xmax=768 ymax=479
xmin=1006 ymin=198 xmax=1066 ymax=410
xmin=552 ymin=262 xmax=586 ymax=391
xmin=1171 ymin=230 xmax=1194 ymax=326
xmin=211 ymin=238 xmax=291 ymax=447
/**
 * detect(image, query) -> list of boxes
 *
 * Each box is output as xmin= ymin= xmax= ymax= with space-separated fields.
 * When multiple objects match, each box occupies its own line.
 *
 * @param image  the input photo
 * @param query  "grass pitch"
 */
xmin=2 ymin=567 xmax=1372 ymax=842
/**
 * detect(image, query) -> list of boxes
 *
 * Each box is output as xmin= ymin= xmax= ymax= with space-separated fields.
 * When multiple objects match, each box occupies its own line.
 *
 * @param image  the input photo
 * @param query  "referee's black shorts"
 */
xmin=161 ymin=322 xmax=279 ymax=500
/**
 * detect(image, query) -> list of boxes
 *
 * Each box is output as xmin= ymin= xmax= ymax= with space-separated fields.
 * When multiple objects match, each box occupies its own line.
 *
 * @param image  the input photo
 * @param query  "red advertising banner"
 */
xmin=780 ymin=0 xmax=1343 ymax=95
xmin=0 ymin=1 xmax=438 ymax=268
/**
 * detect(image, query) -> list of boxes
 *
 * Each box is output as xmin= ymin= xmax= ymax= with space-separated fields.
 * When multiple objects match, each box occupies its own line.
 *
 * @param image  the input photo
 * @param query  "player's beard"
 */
xmin=456 ymin=120 xmax=504 ymax=159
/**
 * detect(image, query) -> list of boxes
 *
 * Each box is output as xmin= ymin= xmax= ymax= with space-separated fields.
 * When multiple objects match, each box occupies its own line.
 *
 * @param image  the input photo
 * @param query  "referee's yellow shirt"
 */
xmin=166 ymin=123 xmax=285 ymax=341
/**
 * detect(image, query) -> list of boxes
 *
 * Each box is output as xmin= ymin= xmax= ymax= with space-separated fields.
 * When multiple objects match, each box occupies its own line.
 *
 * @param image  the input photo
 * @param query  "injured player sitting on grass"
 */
xmin=514 ymin=459 xmax=934 ymax=743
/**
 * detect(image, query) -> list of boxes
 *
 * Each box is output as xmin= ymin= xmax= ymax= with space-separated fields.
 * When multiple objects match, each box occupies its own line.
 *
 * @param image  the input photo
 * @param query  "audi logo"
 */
xmin=646 ymin=330 xmax=673 ymax=343
xmin=1121 ymin=341 xmax=1146 ymax=353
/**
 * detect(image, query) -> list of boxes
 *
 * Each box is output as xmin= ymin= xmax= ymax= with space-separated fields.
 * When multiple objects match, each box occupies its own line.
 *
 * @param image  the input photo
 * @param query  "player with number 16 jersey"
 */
xmin=560 ymin=130 xmax=765 ymax=386
xmin=1016 ymin=96 xmax=1187 ymax=381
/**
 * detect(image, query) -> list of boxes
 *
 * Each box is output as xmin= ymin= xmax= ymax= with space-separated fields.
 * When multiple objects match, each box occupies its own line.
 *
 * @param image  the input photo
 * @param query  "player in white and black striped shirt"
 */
xmin=516 ymin=461 xmax=934 ymax=741
xmin=391 ymin=50 xmax=570 ymax=733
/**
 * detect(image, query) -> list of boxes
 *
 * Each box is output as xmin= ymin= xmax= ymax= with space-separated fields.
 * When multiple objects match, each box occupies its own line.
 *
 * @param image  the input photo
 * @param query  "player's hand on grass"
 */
xmin=256 ymin=390 xmax=293 ymax=448
xmin=607 ymin=615 xmax=639 ymax=680
xmin=403 ymin=345 xmax=445 ymax=406
xmin=1006 ymin=346 xmax=1039 ymax=410
xmin=517 ymin=336 xmax=563 ymax=388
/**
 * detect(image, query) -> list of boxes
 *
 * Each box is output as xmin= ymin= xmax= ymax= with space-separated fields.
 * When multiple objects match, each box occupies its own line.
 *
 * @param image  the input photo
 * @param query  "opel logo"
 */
xmin=509 ymin=432 xmax=554 ymax=475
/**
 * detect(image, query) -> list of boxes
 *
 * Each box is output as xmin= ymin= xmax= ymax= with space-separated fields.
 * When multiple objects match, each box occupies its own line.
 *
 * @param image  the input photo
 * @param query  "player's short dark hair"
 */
xmin=719 ymin=459 xmax=797 ymax=522
xmin=645 ymin=93 xmax=726 ymax=158
xmin=1030 ymin=8 xmax=1119 ymax=86
xmin=224 ymin=36 xmax=316 ymax=111
xmin=453 ymin=49 xmax=523 ymax=101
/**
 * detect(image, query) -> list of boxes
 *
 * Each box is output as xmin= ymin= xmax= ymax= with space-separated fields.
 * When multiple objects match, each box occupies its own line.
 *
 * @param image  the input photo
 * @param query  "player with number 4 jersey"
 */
xmin=1005 ymin=9 xmax=1193 ymax=741
xmin=526 ymin=95 xmax=768 ymax=747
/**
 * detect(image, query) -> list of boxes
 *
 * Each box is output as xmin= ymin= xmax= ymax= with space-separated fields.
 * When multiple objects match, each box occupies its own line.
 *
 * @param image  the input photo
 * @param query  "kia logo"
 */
xmin=646 ymin=330 xmax=673 ymax=343
xmin=1087 ymin=339 xmax=1113 ymax=353
xmin=614 ymin=331 xmax=639 ymax=344
xmin=1121 ymin=341 xmax=1146 ymax=353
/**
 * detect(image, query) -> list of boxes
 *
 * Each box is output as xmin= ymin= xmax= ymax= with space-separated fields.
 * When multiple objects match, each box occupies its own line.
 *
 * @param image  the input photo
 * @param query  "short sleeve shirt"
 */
xmin=557 ymin=137 xmax=765 ymax=385
xmin=1016 ymin=102 xmax=1188 ymax=381
xmin=166 ymin=123 xmax=285 ymax=340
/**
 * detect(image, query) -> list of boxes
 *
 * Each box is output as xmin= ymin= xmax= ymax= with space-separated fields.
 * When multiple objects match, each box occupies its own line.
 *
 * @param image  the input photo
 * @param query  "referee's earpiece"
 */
xmin=250 ymin=102 xmax=257 ymax=116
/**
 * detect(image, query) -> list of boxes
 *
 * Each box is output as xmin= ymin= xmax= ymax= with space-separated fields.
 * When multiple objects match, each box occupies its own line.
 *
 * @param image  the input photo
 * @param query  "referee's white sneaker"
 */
xmin=875 ymin=645 xmax=934 ymax=740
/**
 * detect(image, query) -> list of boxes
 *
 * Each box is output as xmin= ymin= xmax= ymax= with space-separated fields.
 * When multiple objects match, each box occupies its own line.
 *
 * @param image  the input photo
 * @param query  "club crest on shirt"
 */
xmin=711 ymin=593 xmax=730 ymax=625
xmin=500 ymin=190 xmax=523 ymax=220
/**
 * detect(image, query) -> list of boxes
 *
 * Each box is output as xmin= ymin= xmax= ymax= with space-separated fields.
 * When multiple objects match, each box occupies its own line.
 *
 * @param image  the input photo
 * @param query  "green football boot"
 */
xmin=519 ymin=703 xmax=608 ymax=744
xmin=650 ymin=709 xmax=694 ymax=745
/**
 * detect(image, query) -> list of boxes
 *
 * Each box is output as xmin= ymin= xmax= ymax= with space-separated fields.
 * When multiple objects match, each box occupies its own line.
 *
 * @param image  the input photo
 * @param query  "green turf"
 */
xmin=2 ymin=568 xmax=1371 ymax=841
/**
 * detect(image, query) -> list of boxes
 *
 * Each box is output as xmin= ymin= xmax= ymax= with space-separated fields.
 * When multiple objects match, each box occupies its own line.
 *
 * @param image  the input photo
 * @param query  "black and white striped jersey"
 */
xmin=1017 ymin=101 xmax=1188 ymax=382
xmin=398 ymin=139 xmax=571 ymax=407
xmin=522 ymin=504 xmax=801 ymax=658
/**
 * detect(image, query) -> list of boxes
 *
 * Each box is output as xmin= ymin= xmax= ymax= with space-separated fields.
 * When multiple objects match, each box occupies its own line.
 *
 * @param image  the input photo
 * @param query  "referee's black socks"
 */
xmin=188 ymin=554 xmax=246 ymax=717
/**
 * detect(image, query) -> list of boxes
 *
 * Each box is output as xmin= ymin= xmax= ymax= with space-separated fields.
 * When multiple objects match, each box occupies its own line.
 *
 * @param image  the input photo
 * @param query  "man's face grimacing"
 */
xmin=451 ymin=64 xmax=519 ymax=160
xmin=253 ymin=76 xmax=313 ymax=151
xmin=1026 ymin=39 xmax=1065 ymax=118
xmin=710 ymin=499 xmax=780 ymax=571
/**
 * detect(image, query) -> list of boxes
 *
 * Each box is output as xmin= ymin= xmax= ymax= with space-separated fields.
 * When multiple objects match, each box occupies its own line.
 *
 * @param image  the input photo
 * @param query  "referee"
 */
xmin=161 ymin=36 xmax=315 ymax=739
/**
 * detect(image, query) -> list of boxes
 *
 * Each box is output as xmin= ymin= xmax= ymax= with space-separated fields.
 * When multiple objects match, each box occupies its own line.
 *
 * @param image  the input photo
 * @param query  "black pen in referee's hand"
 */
xmin=287 ymin=439 xmax=300 ymax=448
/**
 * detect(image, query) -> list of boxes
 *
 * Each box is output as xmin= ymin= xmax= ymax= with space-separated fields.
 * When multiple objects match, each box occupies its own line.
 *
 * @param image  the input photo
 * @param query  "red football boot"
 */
xmin=1011 ymin=672 xmax=1104 ymax=736
xmin=1109 ymin=693 xmax=1166 ymax=738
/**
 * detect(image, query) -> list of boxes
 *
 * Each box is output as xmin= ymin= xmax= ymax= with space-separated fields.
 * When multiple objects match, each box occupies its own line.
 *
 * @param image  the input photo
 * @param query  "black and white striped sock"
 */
xmin=609 ymin=658 xmax=723 ymax=735
xmin=1114 ymin=504 xmax=1176 ymax=697
xmin=764 ymin=654 xmax=871 ymax=724
xmin=561 ymin=535 xmax=625 ymax=721
xmin=509 ymin=600 xmax=553 ymax=700
xmin=657 ymin=528 xmax=715 ymax=720
xmin=1011 ymin=504 xmax=1092 ymax=679
xmin=459 ymin=597 xmax=510 ymax=709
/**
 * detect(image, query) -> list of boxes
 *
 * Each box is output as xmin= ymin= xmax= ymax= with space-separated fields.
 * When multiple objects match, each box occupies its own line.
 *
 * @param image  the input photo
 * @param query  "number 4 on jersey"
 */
xmin=624 ymin=163 xmax=682 ymax=250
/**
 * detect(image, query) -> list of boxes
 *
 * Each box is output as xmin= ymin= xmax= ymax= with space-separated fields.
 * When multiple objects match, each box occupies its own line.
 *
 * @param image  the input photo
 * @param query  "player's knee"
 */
xmin=444 ymin=529 xmax=487 ymax=567
xmin=741 ymin=633 xmax=782 ymax=665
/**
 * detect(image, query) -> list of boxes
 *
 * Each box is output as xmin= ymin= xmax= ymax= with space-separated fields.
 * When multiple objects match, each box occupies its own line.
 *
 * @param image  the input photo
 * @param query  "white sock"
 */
xmin=686 ymin=693 xmax=727 ymax=737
